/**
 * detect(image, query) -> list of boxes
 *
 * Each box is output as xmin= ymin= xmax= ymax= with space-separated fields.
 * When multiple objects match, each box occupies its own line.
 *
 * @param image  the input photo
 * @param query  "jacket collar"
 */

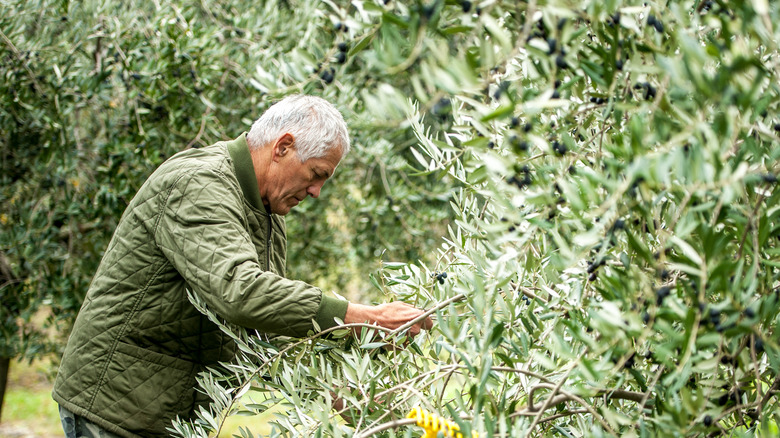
xmin=227 ymin=133 xmax=265 ymax=212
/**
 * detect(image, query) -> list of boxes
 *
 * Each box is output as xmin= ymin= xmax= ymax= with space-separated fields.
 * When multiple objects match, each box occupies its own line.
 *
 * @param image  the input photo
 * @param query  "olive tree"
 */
xmin=170 ymin=0 xmax=780 ymax=437
xmin=0 ymin=0 xmax=451 ymax=418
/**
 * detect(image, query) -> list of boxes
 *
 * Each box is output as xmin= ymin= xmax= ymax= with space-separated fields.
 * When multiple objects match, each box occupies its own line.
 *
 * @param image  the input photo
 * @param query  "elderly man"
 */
xmin=53 ymin=95 xmax=431 ymax=438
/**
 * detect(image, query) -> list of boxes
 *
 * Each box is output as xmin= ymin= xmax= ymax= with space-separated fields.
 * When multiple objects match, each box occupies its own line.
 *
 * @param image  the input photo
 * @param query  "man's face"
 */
xmin=264 ymin=139 xmax=342 ymax=215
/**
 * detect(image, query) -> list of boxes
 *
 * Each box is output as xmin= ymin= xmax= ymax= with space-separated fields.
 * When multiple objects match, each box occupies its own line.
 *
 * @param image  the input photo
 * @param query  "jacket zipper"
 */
xmin=266 ymin=214 xmax=272 ymax=271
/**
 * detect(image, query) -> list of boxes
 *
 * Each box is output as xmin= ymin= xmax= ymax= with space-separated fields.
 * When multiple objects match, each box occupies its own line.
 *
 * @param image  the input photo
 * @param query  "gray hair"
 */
xmin=246 ymin=94 xmax=350 ymax=162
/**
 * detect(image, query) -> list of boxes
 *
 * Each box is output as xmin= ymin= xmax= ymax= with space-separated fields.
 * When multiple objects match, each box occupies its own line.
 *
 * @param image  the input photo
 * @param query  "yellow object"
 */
xmin=407 ymin=407 xmax=478 ymax=438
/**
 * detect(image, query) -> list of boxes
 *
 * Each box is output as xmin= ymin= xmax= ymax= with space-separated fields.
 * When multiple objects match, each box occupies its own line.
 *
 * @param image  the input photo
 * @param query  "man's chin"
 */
xmin=268 ymin=198 xmax=301 ymax=215
xmin=271 ymin=204 xmax=295 ymax=216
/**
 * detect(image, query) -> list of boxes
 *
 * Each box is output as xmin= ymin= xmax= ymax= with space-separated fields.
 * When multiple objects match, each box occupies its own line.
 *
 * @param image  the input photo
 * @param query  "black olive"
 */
xmin=320 ymin=68 xmax=334 ymax=84
xmin=709 ymin=308 xmax=720 ymax=321
xmin=510 ymin=136 xmax=528 ymax=153
xmin=655 ymin=286 xmax=671 ymax=305
xmin=422 ymin=5 xmax=435 ymax=20
xmin=547 ymin=38 xmax=557 ymax=54
xmin=653 ymin=18 xmax=664 ymax=33
xmin=555 ymin=55 xmax=568 ymax=69
xmin=755 ymin=338 xmax=764 ymax=353
xmin=552 ymin=141 xmax=567 ymax=155
xmin=644 ymin=83 xmax=657 ymax=100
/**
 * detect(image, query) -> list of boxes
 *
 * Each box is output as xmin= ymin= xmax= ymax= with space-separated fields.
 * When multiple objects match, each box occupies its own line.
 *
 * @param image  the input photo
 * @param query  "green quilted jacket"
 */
xmin=52 ymin=134 xmax=348 ymax=437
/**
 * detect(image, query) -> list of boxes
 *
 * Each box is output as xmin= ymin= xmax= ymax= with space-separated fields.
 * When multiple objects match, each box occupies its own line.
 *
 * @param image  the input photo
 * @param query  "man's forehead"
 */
xmin=314 ymin=147 xmax=342 ymax=173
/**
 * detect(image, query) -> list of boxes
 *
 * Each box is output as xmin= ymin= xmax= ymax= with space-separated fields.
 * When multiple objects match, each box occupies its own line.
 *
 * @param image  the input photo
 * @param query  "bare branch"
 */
xmin=525 ymin=383 xmax=618 ymax=436
xmin=391 ymin=293 xmax=467 ymax=335
xmin=355 ymin=418 xmax=417 ymax=438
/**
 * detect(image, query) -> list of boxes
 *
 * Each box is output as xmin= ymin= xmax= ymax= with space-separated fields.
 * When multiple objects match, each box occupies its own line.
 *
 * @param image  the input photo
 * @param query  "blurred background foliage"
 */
xmin=0 ymin=0 xmax=453 ymax=363
xmin=2 ymin=0 xmax=780 ymax=436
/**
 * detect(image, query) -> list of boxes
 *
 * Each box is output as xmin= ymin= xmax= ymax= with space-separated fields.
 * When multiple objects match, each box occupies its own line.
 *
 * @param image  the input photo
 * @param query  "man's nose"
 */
xmin=307 ymin=182 xmax=323 ymax=198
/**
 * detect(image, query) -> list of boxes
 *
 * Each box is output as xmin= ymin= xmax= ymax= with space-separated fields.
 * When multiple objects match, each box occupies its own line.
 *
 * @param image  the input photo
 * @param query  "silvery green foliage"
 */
xmin=0 ymin=0 xmax=450 ymax=364
xmin=4 ymin=0 xmax=777 ymax=435
xmin=170 ymin=1 xmax=780 ymax=437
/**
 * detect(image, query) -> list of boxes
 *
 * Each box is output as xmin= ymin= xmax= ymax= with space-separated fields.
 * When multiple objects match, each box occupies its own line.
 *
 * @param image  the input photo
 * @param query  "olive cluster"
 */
xmin=431 ymin=271 xmax=448 ymax=285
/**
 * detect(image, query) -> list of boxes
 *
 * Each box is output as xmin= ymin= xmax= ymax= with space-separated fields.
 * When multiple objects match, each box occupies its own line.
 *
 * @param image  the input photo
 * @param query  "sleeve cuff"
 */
xmin=314 ymin=295 xmax=349 ymax=331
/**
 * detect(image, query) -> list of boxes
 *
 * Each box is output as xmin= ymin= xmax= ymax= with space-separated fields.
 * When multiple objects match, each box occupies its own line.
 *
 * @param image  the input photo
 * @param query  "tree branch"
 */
xmin=524 ymin=383 xmax=618 ymax=436
xmin=355 ymin=418 xmax=417 ymax=438
xmin=391 ymin=293 xmax=467 ymax=335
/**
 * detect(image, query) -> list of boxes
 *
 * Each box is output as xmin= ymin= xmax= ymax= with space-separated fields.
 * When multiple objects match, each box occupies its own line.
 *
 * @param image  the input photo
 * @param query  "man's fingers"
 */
xmin=397 ymin=304 xmax=434 ymax=332
xmin=420 ymin=315 xmax=434 ymax=331
xmin=404 ymin=314 xmax=433 ymax=340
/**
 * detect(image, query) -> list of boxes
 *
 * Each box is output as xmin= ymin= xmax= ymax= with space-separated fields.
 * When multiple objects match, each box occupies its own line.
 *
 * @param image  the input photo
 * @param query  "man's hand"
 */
xmin=344 ymin=301 xmax=434 ymax=337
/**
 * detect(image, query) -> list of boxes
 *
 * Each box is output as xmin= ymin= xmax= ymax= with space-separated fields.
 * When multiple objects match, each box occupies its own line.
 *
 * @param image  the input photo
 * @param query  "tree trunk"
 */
xmin=0 ymin=251 xmax=15 ymax=423
xmin=0 ymin=356 xmax=9 ymax=423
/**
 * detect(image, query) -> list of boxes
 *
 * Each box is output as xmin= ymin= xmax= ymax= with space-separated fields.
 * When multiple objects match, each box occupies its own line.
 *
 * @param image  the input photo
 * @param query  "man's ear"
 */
xmin=272 ymin=133 xmax=295 ymax=161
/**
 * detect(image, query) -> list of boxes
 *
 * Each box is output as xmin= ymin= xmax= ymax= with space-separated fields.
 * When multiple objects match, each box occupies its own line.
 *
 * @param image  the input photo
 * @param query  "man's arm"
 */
xmin=155 ymin=166 xmax=344 ymax=337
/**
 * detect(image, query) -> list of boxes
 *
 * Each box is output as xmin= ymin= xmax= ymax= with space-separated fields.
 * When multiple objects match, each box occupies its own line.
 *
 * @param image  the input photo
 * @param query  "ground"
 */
xmin=0 ymin=358 xmax=61 ymax=437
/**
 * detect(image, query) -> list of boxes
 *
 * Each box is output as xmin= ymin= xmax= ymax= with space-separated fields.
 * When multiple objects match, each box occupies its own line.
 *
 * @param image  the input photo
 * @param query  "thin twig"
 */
xmin=355 ymin=418 xmax=417 ymax=438
xmin=437 ymin=366 xmax=459 ymax=407
xmin=750 ymin=335 xmax=764 ymax=413
xmin=737 ymin=192 xmax=765 ymax=260
xmin=538 ymin=409 xmax=588 ymax=423
xmin=760 ymin=376 xmax=780 ymax=408
xmin=639 ymin=366 xmax=664 ymax=414
xmin=186 ymin=108 xmax=211 ymax=149
xmin=525 ymin=366 xmax=575 ymax=433
xmin=509 ymin=281 xmax=548 ymax=303
xmin=392 ymin=293 xmax=467 ymax=334
xmin=386 ymin=24 xmax=427 ymax=75
xmin=525 ymin=383 xmax=618 ymax=436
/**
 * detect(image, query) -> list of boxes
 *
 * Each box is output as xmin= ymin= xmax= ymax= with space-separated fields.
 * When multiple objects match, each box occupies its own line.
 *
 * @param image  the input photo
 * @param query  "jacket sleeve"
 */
xmin=153 ymin=166 xmax=347 ymax=337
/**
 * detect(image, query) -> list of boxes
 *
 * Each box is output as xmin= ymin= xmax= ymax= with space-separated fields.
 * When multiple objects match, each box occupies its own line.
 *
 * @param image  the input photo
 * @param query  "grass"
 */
xmin=0 ymin=358 xmax=62 ymax=437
